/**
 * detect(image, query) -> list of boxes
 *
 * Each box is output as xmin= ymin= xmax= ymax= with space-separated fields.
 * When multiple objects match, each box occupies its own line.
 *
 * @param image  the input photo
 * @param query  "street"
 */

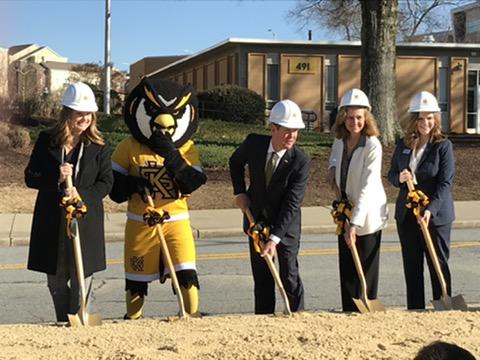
xmin=0 ymin=229 xmax=479 ymax=324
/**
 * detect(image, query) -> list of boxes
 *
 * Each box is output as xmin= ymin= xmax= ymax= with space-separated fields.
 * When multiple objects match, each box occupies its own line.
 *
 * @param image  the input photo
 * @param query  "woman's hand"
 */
xmin=64 ymin=186 xmax=79 ymax=199
xmin=344 ymin=223 xmax=357 ymax=248
xmin=59 ymin=163 xmax=73 ymax=184
xmin=399 ymin=169 xmax=413 ymax=184
xmin=327 ymin=167 xmax=336 ymax=189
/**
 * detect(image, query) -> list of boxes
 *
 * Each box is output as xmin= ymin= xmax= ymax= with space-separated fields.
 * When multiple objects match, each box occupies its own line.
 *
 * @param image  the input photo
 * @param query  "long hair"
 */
xmin=334 ymin=107 xmax=380 ymax=139
xmin=51 ymin=107 xmax=105 ymax=146
xmin=403 ymin=112 xmax=446 ymax=149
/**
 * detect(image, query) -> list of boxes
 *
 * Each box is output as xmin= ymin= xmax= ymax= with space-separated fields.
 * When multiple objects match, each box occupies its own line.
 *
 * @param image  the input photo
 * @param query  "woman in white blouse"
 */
xmin=328 ymin=89 xmax=388 ymax=312
xmin=388 ymin=91 xmax=455 ymax=310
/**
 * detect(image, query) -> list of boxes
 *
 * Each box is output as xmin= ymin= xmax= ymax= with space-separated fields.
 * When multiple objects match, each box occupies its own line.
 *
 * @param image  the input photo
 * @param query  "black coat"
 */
xmin=229 ymin=133 xmax=310 ymax=245
xmin=25 ymin=130 xmax=113 ymax=276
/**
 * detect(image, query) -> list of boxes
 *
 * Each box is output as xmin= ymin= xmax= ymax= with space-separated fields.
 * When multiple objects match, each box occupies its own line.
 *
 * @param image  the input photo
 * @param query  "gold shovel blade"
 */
xmin=431 ymin=294 xmax=468 ymax=311
xmin=352 ymin=298 xmax=369 ymax=313
xmin=352 ymin=297 xmax=385 ymax=313
xmin=68 ymin=312 xmax=102 ymax=327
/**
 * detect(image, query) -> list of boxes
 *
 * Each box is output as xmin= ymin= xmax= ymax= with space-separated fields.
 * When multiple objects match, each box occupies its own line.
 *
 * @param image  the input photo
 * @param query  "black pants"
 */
xmin=338 ymin=230 xmax=381 ymax=312
xmin=248 ymin=235 xmax=304 ymax=314
xmin=397 ymin=213 xmax=452 ymax=309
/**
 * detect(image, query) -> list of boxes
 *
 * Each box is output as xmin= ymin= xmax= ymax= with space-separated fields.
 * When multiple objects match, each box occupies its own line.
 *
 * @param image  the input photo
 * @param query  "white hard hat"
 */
xmin=269 ymin=100 xmax=305 ymax=129
xmin=339 ymin=88 xmax=371 ymax=111
xmin=62 ymin=82 xmax=98 ymax=112
xmin=408 ymin=91 xmax=440 ymax=113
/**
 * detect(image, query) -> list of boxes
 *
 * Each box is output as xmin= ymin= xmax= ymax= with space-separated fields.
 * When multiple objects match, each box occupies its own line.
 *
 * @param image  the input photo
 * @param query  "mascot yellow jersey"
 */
xmin=111 ymin=136 xmax=200 ymax=221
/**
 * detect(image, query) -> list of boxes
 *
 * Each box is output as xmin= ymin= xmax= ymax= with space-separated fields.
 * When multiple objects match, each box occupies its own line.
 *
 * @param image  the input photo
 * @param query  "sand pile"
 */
xmin=1 ymin=310 xmax=479 ymax=359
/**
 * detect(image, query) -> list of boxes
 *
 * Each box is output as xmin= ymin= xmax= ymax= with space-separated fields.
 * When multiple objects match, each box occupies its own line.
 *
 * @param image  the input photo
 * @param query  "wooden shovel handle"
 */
xmin=243 ymin=208 xmax=292 ymax=315
xmin=405 ymin=179 xmax=449 ymax=297
xmin=65 ymin=175 xmax=73 ymax=189
xmin=145 ymin=188 xmax=187 ymax=318
xmin=350 ymin=243 xmax=369 ymax=301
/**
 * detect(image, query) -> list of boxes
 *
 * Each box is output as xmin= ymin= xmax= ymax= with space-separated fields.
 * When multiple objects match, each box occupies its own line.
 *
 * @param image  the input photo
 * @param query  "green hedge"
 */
xmin=198 ymin=85 xmax=265 ymax=124
xmin=28 ymin=118 xmax=334 ymax=169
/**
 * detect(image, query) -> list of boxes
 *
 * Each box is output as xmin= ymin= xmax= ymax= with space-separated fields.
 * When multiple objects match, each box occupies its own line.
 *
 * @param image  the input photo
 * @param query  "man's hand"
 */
xmin=235 ymin=193 xmax=250 ymax=213
xmin=261 ymin=240 xmax=277 ymax=258
xmin=420 ymin=209 xmax=431 ymax=227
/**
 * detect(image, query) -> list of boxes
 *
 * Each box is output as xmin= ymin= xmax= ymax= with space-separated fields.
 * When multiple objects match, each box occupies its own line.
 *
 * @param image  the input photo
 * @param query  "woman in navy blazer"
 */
xmin=328 ymin=89 xmax=388 ymax=312
xmin=388 ymin=91 xmax=455 ymax=310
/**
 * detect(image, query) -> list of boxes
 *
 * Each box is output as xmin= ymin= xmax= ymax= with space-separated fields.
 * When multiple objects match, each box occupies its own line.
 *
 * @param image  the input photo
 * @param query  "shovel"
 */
xmin=244 ymin=208 xmax=292 ymax=316
xmin=144 ymin=190 xmax=187 ymax=319
xmin=350 ymin=242 xmax=385 ymax=313
xmin=64 ymin=176 xmax=102 ymax=326
xmin=331 ymin=187 xmax=385 ymax=313
xmin=406 ymin=179 xmax=467 ymax=311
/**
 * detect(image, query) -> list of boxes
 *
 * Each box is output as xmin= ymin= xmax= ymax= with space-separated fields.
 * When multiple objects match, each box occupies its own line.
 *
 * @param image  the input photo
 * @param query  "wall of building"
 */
xmin=151 ymin=49 xmax=239 ymax=92
xmin=26 ymin=48 xmax=67 ymax=64
xmin=148 ymin=41 xmax=476 ymax=133
xmin=0 ymin=48 xmax=8 ymax=98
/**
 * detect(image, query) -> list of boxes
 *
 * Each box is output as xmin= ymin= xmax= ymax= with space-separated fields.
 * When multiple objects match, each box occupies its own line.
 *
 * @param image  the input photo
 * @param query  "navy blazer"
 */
xmin=387 ymin=138 xmax=455 ymax=226
xmin=229 ymin=133 xmax=311 ymax=245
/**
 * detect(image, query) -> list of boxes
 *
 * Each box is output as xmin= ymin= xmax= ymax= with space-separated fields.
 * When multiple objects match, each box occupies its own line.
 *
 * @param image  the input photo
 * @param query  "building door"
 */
xmin=467 ymin=68 xmax=480 ymax=133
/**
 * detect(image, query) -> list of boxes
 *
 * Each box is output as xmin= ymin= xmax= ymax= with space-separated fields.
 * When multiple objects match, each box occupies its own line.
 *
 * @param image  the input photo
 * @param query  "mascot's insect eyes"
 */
xmin=173 ymin=107 xmax=186 ymax=118
xmin=143 ymin=101 xmax=158 ymax=116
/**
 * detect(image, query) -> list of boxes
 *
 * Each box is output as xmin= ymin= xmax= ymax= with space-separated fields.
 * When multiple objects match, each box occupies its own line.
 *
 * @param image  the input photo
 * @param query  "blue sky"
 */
xmin=0 ymin=0 xmax=338 ymax=72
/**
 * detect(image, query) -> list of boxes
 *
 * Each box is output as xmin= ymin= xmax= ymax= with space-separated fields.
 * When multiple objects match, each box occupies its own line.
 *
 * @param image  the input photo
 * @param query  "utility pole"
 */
xmin=104 ymin=0 xmax=111 ymax=114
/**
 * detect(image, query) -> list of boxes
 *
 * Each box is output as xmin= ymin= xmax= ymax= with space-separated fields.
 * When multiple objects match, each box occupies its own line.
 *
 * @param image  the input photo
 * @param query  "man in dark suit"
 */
xmin=229 ymin=99 xmax=311 ymax=314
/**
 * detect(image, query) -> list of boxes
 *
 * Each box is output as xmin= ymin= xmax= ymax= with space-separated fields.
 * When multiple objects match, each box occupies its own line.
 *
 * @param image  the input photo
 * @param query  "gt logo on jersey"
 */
xmin=139 ymin=161 xmax=179 ymax=199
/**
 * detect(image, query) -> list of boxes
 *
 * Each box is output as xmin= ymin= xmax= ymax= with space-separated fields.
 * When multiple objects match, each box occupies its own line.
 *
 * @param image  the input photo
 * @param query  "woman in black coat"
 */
xmin=25 ymin=82 xmax=113 ymax=322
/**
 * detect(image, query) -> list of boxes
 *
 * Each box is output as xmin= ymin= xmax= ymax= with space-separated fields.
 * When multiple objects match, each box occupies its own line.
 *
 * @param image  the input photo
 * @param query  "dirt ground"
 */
xmin=0 ymin=310 xmax=479 ymax=359
xmin=2 ymin=143 xmax=480 ymax=358
xmin=2 ymin=142 xmax=480 ymax=213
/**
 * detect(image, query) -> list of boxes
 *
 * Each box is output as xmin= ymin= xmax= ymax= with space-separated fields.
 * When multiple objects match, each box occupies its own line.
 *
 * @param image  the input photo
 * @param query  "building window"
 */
xmin=325 ymin=55 xmax=337 ymax=108
xmin=467 ymin=69 xmax=480 ymax=132
xmin=438 ymin=57 xmax=449 ymax=131
xmin=266 ymin=53 xmax=279 ymax=109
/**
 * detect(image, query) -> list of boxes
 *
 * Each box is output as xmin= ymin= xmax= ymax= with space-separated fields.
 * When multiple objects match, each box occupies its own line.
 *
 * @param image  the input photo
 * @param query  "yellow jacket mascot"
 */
xmin=110 ymin=77 xmax=206 ymax=319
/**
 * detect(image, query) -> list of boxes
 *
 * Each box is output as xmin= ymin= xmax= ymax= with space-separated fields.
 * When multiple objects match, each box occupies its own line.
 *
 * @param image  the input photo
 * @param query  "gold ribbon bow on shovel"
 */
xmin=143 ymin=189 xmax=187 ymax=319
xmin=406 ymin=179 xmax=468 ymax=311
xmin=61 ymin=176 xmax=102 ymax=326
xmin=244 ymin=208 xmax=292 ymax=316
xmin=331 ymin=192 xmax=385 ymax=313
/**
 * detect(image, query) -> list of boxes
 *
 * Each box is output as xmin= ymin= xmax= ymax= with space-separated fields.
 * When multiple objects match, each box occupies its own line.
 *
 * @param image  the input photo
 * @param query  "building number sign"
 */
xmin=289 ymin=57 xmax=317 ymax=74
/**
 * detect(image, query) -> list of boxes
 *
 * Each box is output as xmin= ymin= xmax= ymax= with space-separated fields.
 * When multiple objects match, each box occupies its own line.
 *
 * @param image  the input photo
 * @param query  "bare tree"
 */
xmin=289 ymin=0 xmax=463 ymax=41
xmin=361 ymin=0 xmax=400 ymax=145
xmin=289 ymin=0 xmax=362 ymax=40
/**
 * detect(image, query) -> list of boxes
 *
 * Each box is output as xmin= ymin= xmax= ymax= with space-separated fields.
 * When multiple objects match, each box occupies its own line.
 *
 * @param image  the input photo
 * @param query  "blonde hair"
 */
xmin=334 ymin=107 xmax=380 ymax=139
xmin=403 ymin=112 xmax=446 ymax=149
xmin=52 ymin=107 xmax=105 ymax=146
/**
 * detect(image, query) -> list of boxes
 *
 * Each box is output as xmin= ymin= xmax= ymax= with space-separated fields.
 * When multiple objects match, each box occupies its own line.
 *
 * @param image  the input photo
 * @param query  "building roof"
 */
xmin=147 ymin=37 xmax=480 ymax=77
xmin=451 ymin=0 xmax=480 ymax=14
xmin=8 ymin=44 xmax=36 ymax=56
xmin=41 ymin=61 xmax=76 ymax=70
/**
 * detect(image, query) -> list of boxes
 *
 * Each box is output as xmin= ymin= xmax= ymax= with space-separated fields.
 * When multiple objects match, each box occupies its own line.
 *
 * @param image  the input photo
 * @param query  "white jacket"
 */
xmin=329 ymin=136 xmax=388 ymax=236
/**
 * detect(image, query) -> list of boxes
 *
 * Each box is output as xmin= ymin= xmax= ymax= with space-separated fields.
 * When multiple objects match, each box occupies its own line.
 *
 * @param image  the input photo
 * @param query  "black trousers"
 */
xmin=397 ymin=212 xmax=452 ymax=310
xmin=338 ymin=230 xmax=381 ymax=312
xmin=248 ymin=235 xmax=304 ymax=314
